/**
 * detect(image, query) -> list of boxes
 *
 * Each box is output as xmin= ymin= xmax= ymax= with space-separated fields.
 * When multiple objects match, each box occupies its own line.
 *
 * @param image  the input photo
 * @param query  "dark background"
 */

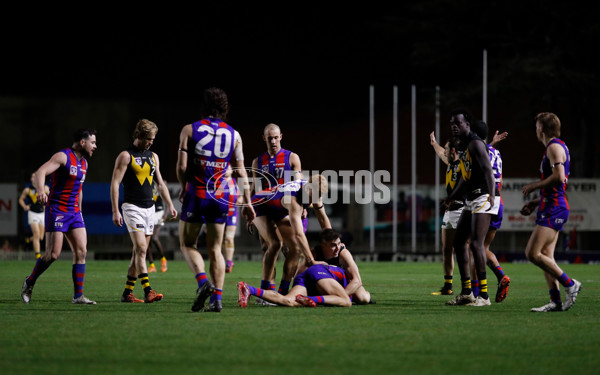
xmin=2 ymin=2 xmax=599 ymax=185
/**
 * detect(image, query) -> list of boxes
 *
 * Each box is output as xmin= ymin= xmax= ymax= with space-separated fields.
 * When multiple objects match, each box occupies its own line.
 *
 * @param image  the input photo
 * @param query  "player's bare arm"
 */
xmin=522 ymin=144 xmax=567 ymax=196
xmin=471 ymin=140 xmax=495 ymax=209
xmin=284 ymin=196 xmax=321 ymax=266
xmin=231 ymin=139 xmax=256 ymax=224
xmin=312 ymin=198 xmax=332 ymax=230
xmin=18 ymin=188 xmax=31 ymax=211
xmin=110 ymin=151 xmax=130 ymax=227
xmin=430 ymin=131 xmax=448 ymax=165
xmin=34 ymin=151 xmax=67 ymax=205
xmin=153 ymin=152 xmax=177 ymax=220
xmin=176 ymin=124 xmax=192 ymax=202
xmin=339 ymin=248 xmax=363 ymax=295
xmin=490 ymin=130 xmax=508 ymax=147
xmin=289 ymin=152 xmax=304 ymax=180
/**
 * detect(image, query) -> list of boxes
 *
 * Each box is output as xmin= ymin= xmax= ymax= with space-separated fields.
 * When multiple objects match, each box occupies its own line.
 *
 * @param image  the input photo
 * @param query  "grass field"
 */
xmin=1 ymin=259 xmax=598 ymax=375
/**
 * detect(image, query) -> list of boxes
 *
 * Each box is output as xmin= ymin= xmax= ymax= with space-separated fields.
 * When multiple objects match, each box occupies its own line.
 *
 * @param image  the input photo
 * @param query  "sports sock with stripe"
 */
xmin=138 ymin=273 xmax=152 ymax=296
xmin=72 ymin=264 xmax=86 ymax=299
xmin=123 ymin=275 xmax=137 ymax=296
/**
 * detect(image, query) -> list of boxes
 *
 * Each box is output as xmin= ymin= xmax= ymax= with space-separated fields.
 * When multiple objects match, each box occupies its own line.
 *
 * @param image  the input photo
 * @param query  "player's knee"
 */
xmin=223 ymin=237 xmax=234 ymax=247
xmin=525 ymin=250 xmax=540 ymax=264
xmin=266 ymin=242 xmax=282 ymax=254
xmin=72 ymin=248 xmax=87 ymax=261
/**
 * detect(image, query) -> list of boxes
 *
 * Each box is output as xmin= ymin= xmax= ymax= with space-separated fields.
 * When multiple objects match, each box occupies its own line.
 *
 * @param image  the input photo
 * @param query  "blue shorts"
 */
xmin=293 ymin=264 xmax=346 ymax=296
xmin=536 ymin=205 xmax=569 ymax=231
xmin=45 ymin=206 xmax=85 ymax=232
xmin=489 ymin=200 xmax=504 ymax=230
xmin=226 ymin=205 xmax=238 ymax=226
xmin=180 ymin=192 xmax=229 ymax=224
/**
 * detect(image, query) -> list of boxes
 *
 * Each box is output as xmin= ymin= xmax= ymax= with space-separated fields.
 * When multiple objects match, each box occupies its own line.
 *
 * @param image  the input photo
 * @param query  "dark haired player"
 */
xmin=469 ymin=120 xmax=511 ymax=303
xmin=21 ymin=129 xmax=98 ymax=305
xmin=177 ymin=87 xmax=255 ymax=313
xmin=312 ymin=228 xmax=373 ymax=304
xmin=444 ymin=108 xmax=497 ymax=307
xmin=237 ymin=263 xmax=351 ymax=308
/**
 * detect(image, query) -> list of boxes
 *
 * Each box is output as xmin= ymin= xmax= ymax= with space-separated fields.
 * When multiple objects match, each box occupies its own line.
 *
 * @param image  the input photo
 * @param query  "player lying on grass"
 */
xmin=249 ymin=175 xmax=331 ymax=296
xmin=237 ymin=263 xmax=351 ymax=307
xmin=310 ymin=228 xmax=374 ymax=304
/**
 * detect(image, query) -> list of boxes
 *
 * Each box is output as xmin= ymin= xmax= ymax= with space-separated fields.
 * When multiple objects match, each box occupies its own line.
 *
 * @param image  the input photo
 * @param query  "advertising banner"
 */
xmin=500 ymin=178 xmax=599 ymax=231
xmin=0 ymin=184 xmax=18 ymax=236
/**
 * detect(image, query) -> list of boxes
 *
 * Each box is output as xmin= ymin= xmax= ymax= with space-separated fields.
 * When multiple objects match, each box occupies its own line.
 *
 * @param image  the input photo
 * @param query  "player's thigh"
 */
xmin=525 ymin=225 xmax=558 ymax=259
xmin=315 ymin=278 xmax=347 ymax=298
xmin=128 ymin=230 xmax=149 ymax=251
xmin=204 ymin=222 xmax=226 ymax=252
xmin=179 ymin=221 xmax=204 ymax=247
xmin=254 ymin=216 xmax=281 ymax=248
xmin=45 ymin=231 xmax=65 ymax=255
xmin=275 ymin=217 xmax=302 ymax=249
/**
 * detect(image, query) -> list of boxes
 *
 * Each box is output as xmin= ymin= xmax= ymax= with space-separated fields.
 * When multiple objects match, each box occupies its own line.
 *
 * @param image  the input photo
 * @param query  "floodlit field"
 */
xmin=1 ymin=260 xmax=598 ymax=375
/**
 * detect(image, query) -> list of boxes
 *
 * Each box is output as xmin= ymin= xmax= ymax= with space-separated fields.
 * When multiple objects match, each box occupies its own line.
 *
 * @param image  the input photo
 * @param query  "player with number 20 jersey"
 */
xmin=181 ymin=118 xmax=243 ymax=224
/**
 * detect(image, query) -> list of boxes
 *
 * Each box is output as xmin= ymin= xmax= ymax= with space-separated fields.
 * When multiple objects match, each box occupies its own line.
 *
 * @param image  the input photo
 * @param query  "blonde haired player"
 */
xmin=111 ymin=119 xmax=177 ymax=303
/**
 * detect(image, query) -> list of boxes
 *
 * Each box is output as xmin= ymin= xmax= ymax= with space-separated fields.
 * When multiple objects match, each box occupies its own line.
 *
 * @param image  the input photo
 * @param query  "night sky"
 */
xmin=2 ymin=4 xmax=599 ymax=183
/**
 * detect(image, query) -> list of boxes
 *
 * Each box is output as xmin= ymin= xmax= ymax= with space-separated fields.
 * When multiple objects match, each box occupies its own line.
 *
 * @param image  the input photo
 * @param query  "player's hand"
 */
xmin=440 ymin=198 xmax=450 ymax=212
xmin=112 ymin=212 xmax=123 ymax=227
xmin=37 ymin=192 xmax=48 ymax=205
xmin=492 ymin=130 xmax=508 ymax=144
xmin=242 ymin=205 xmax=256 ymax=223
xmin=522 ymin=183 xmax=535 ymax=196
xmin=520 ymin=201 xmax=536 ymax=216
xmin=429 ymin=131 xmax=437 ymax=146
xmin=486 ymin=195 xmax=495 ymax=212
xmin=168 ymin=206 xmax=178 ymax=220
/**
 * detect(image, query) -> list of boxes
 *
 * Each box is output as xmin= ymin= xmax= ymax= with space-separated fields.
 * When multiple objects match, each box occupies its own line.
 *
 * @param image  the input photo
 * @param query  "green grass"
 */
xmin=1 ymin=260 xmax=598 ymax=375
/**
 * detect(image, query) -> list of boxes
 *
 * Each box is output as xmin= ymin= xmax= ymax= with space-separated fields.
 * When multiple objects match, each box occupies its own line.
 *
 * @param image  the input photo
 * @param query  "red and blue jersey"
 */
xmin=186 ymin=118 xmax=238 ymax=200
xmin=255 ymin=148 xmax=293 ymax=191
xmin=48 ymin=148 xmax=87 ymax=213
xmin=539 ymin=138 xmax=570 ymax=211
xmin=487 ymin=144 xmax=503 ymax=198
xmin=327 ymin=265 xmax=348 ymax=288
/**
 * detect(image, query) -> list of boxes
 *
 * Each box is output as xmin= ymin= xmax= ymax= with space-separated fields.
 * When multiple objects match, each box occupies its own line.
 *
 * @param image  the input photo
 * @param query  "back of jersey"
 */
xmin=188 ymin=118 xmax=237 ymax=198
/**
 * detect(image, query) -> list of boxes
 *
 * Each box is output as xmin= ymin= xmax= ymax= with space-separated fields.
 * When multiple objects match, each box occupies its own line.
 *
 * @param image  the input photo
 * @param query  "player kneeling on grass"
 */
xmin=238 ymin=264 xmax=351 ymax=308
